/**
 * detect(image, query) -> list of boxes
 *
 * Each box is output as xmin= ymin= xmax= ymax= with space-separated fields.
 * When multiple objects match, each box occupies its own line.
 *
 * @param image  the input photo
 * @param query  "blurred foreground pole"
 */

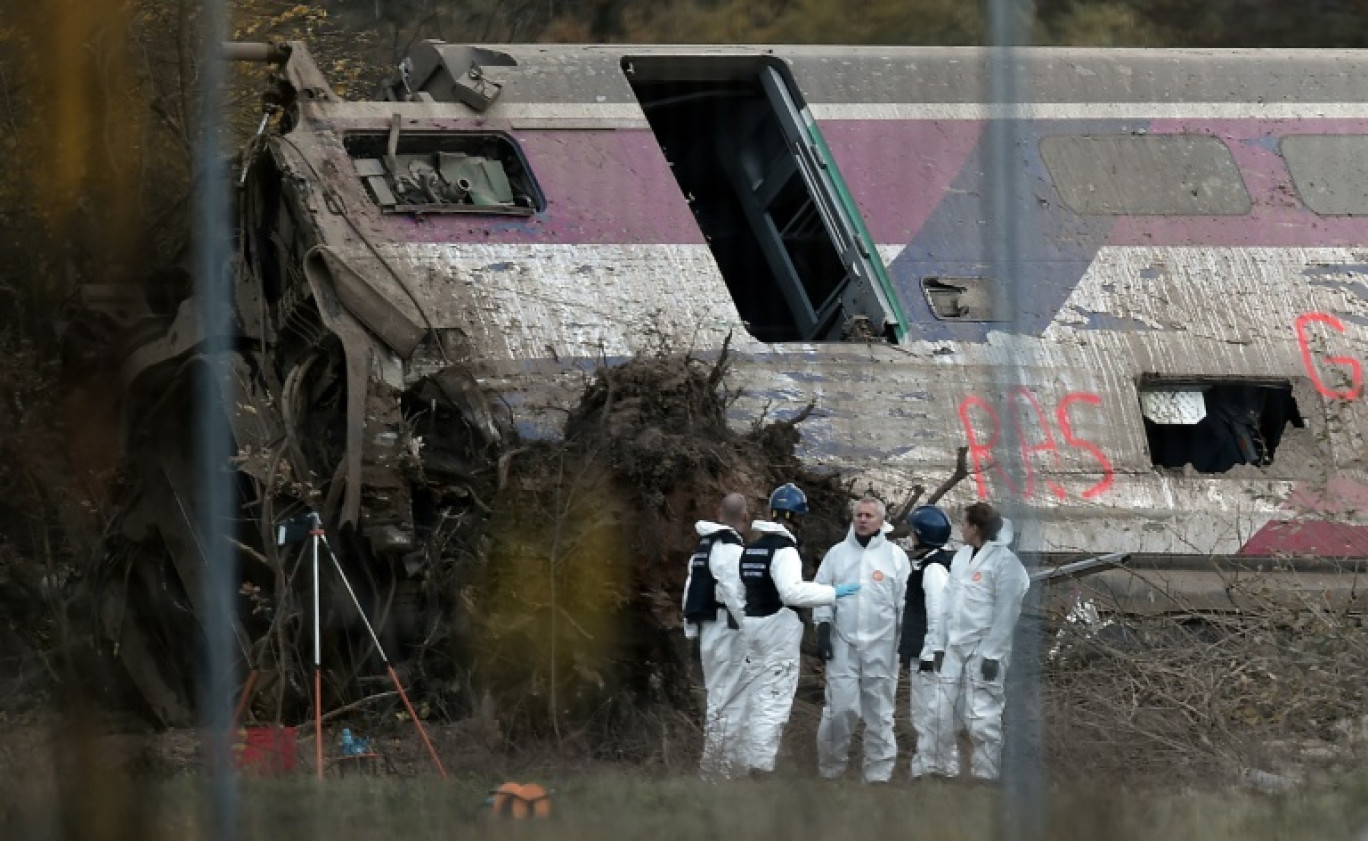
xmin=984 ymin=0 xmax=1047 ymax=839
xmin=194 ymin=0 xmax=237 ymax=836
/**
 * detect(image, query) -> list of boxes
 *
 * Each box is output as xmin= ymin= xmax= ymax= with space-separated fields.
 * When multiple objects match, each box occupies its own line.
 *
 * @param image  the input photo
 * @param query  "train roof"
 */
xmin=390 ymin=44 xmax=1368 ymax=107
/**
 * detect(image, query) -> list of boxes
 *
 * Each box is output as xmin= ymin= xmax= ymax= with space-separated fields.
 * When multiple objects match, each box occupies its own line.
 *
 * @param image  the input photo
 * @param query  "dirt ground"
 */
xmin=2 ymin=717 xmax=1367 ymax=841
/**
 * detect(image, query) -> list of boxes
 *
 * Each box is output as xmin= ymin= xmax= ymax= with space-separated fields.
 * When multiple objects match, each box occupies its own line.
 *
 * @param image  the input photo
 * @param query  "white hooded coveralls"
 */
xmin=682 ymin=521 xmax=749 ymax=778
xmin=925 ymin=519 xmax=1029 ymax=780
xmin=812 ymin=526 xmax=910 ymax=782
xmin=907 ymin=551 xmax=951 ymax=779
xmin=739 ymin=519 xmax=837 ymax=773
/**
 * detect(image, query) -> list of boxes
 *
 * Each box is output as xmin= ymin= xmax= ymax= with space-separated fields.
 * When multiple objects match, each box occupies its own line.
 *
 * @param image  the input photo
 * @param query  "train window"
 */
xmin=343 ymin=131 xmax=543 ymax=215
xmin=1138 ymin=380 xmax=1304 ymax=473
xmin=1282 ymin=135 xmax=1368 ymax=215
xmin=622 ymin=56 xmax=906 ymax=343
xmin=1041 ymin=135 xmax=1251 ymax=216
xmin=921 ymin=277 xmax=1009 ymax=321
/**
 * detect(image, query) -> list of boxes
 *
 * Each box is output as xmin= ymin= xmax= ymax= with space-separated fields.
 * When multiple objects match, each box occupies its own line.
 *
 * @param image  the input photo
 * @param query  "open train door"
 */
xmin=624 ymin=55 xmax=907 ymax=344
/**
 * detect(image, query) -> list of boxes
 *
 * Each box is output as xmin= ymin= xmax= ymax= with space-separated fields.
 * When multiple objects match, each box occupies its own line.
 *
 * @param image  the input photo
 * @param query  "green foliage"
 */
xmin=618 ymin=0 xmax=984 ymax=45
xmin=1039 ymin=1 xmax=1167 ymax=46
xmin=222 ymin=0 xmax=1368 ymax=75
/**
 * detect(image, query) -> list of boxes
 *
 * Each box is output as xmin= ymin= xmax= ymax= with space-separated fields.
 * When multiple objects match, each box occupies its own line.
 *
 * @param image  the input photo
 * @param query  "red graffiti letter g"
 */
xmin=1295 ymin=312 xmax=1363 ymax=401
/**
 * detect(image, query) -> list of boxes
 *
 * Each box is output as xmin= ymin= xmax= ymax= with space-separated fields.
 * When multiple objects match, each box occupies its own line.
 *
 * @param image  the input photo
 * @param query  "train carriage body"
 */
xmin=234 ymin=42 xmax=1368 ymax=564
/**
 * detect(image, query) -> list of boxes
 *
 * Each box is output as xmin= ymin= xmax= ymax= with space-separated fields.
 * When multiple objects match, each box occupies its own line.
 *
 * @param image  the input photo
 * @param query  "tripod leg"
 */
xmin=314 ymin=666 xmax=324 ymax=780
xmin=384 ymin=664 xmax=448 ymax=779
xmin=317 ymin=533 xmax=448 ymax=779
xmin=231 ymin=669 xmax=259 ymax=731
xmin=312 ymin=521 xmax=325 ymax=780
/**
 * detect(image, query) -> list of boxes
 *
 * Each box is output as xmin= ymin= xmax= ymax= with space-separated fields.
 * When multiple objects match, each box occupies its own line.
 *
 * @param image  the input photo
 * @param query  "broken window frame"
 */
xmin=1136 ymin=376 xmax=1306 ymax=474
xmin=343 ymin=129 xmax=545 ymax=216
xmin=623 ymin=55 xmax=907 ymax=343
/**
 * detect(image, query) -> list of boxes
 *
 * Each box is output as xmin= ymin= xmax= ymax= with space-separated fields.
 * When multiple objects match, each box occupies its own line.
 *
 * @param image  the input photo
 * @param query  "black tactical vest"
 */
xmin=683 ymin=530 xmax=742 ymax=623
xmin=900 ymin=547 xmax=953 ymax=660
xmin=741 ymin=532 xmax=796 ymax=618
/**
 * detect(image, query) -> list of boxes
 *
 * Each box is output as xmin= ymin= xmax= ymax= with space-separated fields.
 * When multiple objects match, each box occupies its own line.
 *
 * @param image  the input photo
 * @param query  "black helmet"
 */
xmin=906 ymin=505 xmax=951 ymax=548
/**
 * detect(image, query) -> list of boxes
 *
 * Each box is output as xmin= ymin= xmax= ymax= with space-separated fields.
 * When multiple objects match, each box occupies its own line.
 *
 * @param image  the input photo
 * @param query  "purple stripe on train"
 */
xmin=365 ymin=119 xmax=1368 ymax=345
xmin=1240 ymin=478 xmax=1368 ymax=558
xmin=1110 ymin=120 xmax=1368 ymax=248
xmin=831 ymin=118 xmax=1368 ymax=340
xmin=849 ymin=118 xmax=1137 ymax=341
xmin=816 ymin=121 xmax=984 ymax=246
xmin=375 ymin=130 xmax=706 ymax=246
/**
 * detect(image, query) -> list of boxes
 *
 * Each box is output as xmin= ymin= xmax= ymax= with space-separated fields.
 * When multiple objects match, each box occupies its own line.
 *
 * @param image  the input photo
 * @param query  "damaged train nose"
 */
xmin=84 ymin=258 xmax=512 ymax=724
xmin=78 ymin=44 xmax=523 ymax=723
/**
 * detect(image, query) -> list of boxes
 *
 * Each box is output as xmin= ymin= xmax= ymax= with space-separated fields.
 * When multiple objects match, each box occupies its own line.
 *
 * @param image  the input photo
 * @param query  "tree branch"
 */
xmin=926 ymin=445 xmax=970 ymax=505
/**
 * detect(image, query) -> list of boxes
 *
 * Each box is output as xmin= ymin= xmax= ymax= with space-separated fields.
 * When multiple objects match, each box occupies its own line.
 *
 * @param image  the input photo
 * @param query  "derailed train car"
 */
xmin=104 ymin=41 xmax=1368 ymax=722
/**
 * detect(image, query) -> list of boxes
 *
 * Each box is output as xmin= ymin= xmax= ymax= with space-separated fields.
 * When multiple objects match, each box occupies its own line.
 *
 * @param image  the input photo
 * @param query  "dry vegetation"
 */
xmin=1044 ymin=573 xmax=1368 ymax=787
xmin=408 ymin=339 xmax=856 ymax=750
xmin=1 ymin=5 xmax=1367 ymax=825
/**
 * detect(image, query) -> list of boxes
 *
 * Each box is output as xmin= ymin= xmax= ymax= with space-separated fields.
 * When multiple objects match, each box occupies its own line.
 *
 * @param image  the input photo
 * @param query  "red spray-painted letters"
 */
xmin=1295 ymin=312 xmax=1363 ymax=401
xmin=958 ymin=388 xmax=1114 ymax=501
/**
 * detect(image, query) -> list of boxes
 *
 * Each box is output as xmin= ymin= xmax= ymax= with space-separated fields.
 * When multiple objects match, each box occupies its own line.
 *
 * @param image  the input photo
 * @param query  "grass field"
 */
xmin=5 ymin=769 xmax=1368 ymax=840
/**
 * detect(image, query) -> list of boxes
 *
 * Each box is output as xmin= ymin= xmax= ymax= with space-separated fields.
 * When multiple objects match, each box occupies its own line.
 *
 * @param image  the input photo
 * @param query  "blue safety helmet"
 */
xmin=768 ymin=483 xmax=809 ymax=517
xmin=907 ymin=505 xmax=952 ymax=548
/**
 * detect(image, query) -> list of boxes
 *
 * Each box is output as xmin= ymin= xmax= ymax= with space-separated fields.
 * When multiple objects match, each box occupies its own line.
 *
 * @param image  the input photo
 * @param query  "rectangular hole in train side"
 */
xmin=621 ymin=55 xmax=900 ymax=343
xmin=1137 ymin=379 xmax=1305 ymax=473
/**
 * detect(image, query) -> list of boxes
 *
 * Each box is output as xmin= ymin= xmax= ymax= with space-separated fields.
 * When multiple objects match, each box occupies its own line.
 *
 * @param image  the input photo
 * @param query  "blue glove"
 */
xmin=834 ymin=583 xmax=861 ymax=598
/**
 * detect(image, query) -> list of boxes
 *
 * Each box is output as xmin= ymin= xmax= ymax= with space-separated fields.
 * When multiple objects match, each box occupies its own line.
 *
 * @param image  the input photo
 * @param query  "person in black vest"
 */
xmin=899 ymin=505 xmax=955 ymax=779
xmin=738 ymin=483 xmax=861 ymax=775
xmin=682 ymin=492 xmax=751 ymax=779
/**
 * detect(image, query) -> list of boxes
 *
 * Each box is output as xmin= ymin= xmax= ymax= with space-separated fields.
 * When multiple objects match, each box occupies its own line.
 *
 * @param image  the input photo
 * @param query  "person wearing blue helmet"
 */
xmin=899 ymin=504 xmax=956 ymax=779
xmin=813 ymin=496 xmax=911 ymax=783
xmin=737 ymin=482 xmax=861 ymax=775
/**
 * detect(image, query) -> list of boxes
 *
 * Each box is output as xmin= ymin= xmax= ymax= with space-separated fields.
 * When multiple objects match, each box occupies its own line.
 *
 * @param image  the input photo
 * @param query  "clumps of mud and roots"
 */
xmin=415 ymin=340 xmax=853 ymax=760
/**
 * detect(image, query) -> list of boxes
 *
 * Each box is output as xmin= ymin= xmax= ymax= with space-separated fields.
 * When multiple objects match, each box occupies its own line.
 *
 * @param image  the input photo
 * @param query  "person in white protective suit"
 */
xmin=739 ymin=483 xmax=861 ymax=776
xmin=925 ymin=501 xmax=1029 ymax=781
xmin=899 ymin=505 xmax=956 ymax=779
xmin=813 ymin=497 xmax=911 ymax=783
xmin=681 ymin=492 xmax=752 ymax=778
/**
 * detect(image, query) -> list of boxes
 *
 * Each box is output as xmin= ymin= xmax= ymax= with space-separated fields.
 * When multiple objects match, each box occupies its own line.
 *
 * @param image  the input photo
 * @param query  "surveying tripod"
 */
xmin=258 ymin=511 xmax=448 ymax=779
